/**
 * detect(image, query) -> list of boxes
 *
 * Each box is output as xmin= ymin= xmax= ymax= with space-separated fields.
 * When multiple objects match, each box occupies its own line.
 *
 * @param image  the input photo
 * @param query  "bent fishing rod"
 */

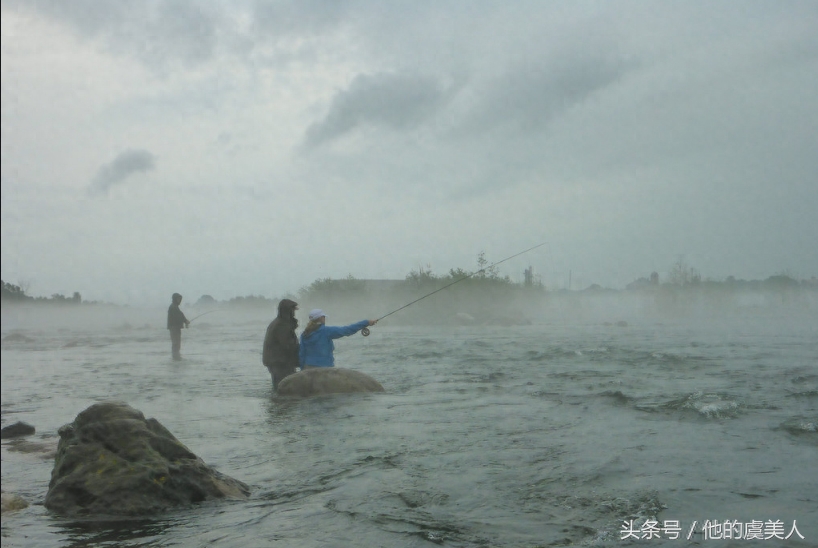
xmin=361 ymin=241 xmax=547 ymax=336
xmin=188 ymin=309 xmax=222 ymax=323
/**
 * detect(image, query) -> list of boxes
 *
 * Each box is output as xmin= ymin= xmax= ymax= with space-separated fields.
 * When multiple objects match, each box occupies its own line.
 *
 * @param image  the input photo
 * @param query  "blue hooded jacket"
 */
xmin=299 ymin=320 xmax=370 ymax=368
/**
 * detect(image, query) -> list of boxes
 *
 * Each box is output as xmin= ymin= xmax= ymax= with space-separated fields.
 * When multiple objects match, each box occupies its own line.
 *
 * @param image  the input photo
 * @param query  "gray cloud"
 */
xmin=463 ymin=52 xmax=638 ymax=134
xmin=302 ymin=72 xmax=453 ymax=149
xmin=88 ymin=149 xmax=156 ymax=195
xmin=5 ymin=0 xmax=220 ymax=71
xmin=4 ymin=0 xmax=362 ymax=72
xmin=251 ymin=0 xmax=352 ymax=37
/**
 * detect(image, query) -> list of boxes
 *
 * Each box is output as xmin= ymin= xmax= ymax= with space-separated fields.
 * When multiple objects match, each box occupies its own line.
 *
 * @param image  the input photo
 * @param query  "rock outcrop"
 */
xmin=44 ymin=402 xmax=249 ymax=517
xmin=277 ymin=368 xmax=384 ymax=397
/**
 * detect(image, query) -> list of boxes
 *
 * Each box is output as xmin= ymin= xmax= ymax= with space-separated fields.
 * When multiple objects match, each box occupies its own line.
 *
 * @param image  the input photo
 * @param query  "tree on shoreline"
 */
xmin=2 ymin=281 xmax=31 ymax=301
xmin=1 ymin=280 xmax=83 ymax=304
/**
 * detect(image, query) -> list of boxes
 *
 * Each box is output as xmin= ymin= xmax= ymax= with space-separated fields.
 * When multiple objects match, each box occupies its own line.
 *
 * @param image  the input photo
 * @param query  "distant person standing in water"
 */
xmin=167 ymin=293 xmax=190 ymax=361
xmin=299 ymin=309 xmax=377 ymax=369
xmin=262 ymin=299 xmax=300 ymax=390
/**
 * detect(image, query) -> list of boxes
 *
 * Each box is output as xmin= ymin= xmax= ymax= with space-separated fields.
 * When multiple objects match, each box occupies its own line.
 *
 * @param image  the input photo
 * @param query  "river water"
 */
xmin=1 ymin=301 xmax=816 ymax=547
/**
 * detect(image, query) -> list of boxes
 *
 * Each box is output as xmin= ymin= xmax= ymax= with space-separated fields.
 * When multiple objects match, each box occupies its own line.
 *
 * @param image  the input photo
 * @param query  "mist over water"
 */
xmin=1 ymin=292 xmax=816 ymax=547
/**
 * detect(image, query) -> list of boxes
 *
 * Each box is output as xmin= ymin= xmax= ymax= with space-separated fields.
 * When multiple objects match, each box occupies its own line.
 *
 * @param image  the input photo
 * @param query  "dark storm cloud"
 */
xmin=88 ymin=149 xmax=156 ymax=195
xmin=302 ymin=72 xmax=453 ymax=149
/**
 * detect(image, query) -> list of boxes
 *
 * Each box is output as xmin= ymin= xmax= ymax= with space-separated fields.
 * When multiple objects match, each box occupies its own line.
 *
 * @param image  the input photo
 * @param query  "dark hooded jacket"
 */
xmin=262 ymin=299 xmax=299 ymax=374
xmin=167 ymin=298 xmax=188 ymax=330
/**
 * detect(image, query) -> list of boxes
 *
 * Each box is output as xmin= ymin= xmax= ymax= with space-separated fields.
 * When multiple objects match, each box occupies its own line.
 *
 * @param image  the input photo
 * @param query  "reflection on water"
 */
xmin=57 ymin=517 xmax=173 ymax=548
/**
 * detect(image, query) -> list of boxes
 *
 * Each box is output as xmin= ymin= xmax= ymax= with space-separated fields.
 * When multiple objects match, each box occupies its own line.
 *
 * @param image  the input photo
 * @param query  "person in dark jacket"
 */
xmin=299 ymin=309 xmax=377 ymax=369
xmin=262 ymin=299 xmax=300 ymax=389
xmin=167 ymin=293 xmax=190 ymax=361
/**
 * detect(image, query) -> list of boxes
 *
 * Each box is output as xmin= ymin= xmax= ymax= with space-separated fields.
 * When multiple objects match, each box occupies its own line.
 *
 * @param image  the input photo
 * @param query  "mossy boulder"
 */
xmin=44 ymin=402 xmax=249 ymax=517
xmin=277 ymin=368 xmax=384 ymax=397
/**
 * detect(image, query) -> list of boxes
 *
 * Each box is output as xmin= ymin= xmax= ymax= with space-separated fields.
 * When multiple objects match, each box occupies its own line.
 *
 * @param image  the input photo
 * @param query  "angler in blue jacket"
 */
xmin=299 ymin=309 xmax=377 ymax=368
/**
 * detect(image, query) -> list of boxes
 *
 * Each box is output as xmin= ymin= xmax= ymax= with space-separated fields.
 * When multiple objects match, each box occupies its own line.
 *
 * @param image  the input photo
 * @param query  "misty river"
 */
xmin=1 ymin=302 xmax=816 ymax=547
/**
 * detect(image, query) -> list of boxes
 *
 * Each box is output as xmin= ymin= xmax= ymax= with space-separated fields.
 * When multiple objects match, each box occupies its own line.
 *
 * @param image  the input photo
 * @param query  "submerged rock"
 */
xmin=277 ymin=368 xmax=385 ymax=397
xmin=1 ymin=492 xmax=29 ymax=513
xmin=2 ymin=332 xmax=34 ymax=343
xmin=1 ymin=421 xmax=36 ymax=439
xmin=44 ymin=401 xmax=249 ymax=517
xmin=6 ymin=438 xmax=58 ymax=459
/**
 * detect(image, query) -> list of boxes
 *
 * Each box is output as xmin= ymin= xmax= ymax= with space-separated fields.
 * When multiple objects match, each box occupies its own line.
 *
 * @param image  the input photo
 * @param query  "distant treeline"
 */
xmin=199 ymin=267 xmax=817 ymax=310
xmin=624 ymin=274 xmax=817 ymax=291
xmin=4 ymin=255 xmax=817 ymax=310
xmin=621 ymin=258 xmax=818 ymax=292
xmin=196 ymin=254 xmax=544 ymax=308
xmin=1 ymin=281 xmax=89 ymax=304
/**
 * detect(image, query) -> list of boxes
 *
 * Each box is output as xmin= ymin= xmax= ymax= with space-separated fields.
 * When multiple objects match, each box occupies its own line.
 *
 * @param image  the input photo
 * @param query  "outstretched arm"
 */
xmin=326 ymin=319 xmax=376 ymax=339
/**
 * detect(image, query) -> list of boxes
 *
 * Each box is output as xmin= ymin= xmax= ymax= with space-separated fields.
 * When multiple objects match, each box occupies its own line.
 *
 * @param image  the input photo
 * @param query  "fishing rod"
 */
xmin=188 ymin=309 xmax=222 ymax=323
xmin=361 ymin=241 xmax=547 ymax=336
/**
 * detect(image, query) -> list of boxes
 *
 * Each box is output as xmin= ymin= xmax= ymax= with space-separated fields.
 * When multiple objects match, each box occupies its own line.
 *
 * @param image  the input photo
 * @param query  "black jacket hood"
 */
xmin=277 ymin=299 xmax=298 ymax=319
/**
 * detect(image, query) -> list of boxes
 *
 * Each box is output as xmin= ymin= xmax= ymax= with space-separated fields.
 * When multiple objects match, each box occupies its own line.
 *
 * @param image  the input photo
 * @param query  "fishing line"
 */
xmin=361 ymin=241 xmax=547 ymax=336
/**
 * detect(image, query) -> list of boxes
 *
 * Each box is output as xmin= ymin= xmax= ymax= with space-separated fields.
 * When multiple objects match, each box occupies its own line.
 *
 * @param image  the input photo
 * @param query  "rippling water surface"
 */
xmin=2 ymin=305 xmax=816 ymax=547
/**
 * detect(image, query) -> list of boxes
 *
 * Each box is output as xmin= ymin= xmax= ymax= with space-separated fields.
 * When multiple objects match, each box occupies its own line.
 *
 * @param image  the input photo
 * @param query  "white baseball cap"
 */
xmin=308 ymin=309 xmax=326 ymax=321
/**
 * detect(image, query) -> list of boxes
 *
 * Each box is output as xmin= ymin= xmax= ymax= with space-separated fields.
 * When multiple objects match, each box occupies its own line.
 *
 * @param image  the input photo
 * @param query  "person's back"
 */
xmin=262 ymin=299 xmax=299 ymax=388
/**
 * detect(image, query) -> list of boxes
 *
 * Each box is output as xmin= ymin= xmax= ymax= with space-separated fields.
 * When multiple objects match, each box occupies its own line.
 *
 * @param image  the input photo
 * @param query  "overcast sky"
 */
xmin=2 ymin=0 xmax=817 ymax=305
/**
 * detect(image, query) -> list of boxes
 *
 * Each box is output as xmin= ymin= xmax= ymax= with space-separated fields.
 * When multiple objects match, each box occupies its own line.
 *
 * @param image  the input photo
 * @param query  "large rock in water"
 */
xmin=277 ymin=368 xmax=384 ymax=397
xmin=44 ymin=402 xmax=249 ymax=517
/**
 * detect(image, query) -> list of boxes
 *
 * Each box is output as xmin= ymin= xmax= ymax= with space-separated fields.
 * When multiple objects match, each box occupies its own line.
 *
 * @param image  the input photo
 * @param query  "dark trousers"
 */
xmin=267 ymin=365 xmax=295 ymax=390
xmin=169 ymin=327 xmax=182 ymax=360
